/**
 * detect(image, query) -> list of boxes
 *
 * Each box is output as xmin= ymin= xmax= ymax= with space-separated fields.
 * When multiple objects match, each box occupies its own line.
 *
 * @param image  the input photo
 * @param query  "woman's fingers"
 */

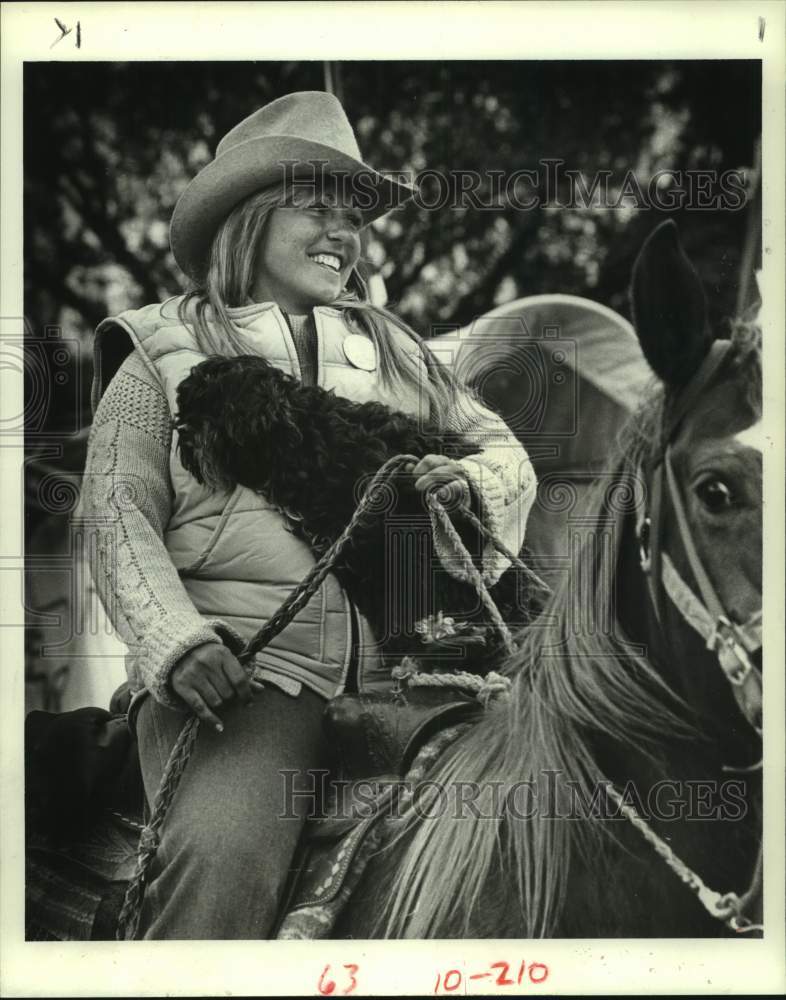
xmin=204 ymin=662 xmax=234 ymax=702
xmin=179 ymin=686 xmax=225 ymax=734
xmin=170 ymin=642 xmax=255 ymax=728
xmin=412 ymin=458 xmax=470 ymax=507
xmin=198 ymin=678 xmax=227 ymax=709
xmin=415 ymin=470 xmax=469 ymax=496
xmin=411 ymin=456 xmax=467 ymax=490
xmin=409 ymin=454 xmax=448 ymax=479
xmin=221 ymin=653 xmax=255 ymax=705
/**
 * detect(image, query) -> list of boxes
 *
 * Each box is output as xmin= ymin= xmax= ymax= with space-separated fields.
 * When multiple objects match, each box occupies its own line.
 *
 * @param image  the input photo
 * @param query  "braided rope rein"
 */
xmin=115 ymin=455 xmax=752 ymax=937
xmin=385 ymin=496 xmax=554 ymax=707
xmin=118 ymin=454 xmax=411 ymax=939
xmin=458 ymin=504 xmax=552 ymax=601
xmin=116 ymin=453 xmax=520 ymax=939
xmin=604 ymin=784 xmax=762 ymax=933
xmin=373 ymin=491 xmax=760 ymax=933
xmin=426 ymin=495 xmax=516 ymax=657
xmin=391 ymin=660 xmax=513 ymax=709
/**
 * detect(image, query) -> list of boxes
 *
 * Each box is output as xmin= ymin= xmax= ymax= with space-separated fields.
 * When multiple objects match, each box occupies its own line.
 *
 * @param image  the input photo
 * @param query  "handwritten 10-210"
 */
xmin=434 ymin=959 xmax=550 ymax=993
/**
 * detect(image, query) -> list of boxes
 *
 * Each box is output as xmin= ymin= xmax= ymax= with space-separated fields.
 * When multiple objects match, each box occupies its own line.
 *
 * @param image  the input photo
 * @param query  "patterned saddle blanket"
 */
xmin=275 ymin=722 xmax=471 ymax=939
xmin=25 ymin=686 xmax=477 ymax=940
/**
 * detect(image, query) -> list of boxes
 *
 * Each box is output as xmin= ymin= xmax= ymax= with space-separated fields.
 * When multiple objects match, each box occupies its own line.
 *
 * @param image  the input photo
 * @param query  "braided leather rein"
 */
xmin=116 ymin=453 xmax=525 ymax=939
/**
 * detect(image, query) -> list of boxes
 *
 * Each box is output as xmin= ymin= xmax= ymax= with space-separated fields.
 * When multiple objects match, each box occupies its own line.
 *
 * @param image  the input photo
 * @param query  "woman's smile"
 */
xmin=308 ymin=252 xmax=343 ymax=273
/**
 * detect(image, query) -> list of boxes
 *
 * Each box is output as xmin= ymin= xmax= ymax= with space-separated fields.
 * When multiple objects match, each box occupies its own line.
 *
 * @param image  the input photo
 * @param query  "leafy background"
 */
xmin=25 ymin=59 xmax=760 ymax=421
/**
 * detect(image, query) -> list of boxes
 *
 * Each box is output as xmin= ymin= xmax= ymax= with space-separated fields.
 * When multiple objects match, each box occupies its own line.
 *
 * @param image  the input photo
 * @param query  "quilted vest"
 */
xmin=92 ymin=295 xmax=429 ymax=699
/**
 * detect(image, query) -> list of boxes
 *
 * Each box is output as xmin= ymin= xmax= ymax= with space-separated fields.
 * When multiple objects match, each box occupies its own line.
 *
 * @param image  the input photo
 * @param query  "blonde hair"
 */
xmin=179 ymin=185 xmax=461 ymax=426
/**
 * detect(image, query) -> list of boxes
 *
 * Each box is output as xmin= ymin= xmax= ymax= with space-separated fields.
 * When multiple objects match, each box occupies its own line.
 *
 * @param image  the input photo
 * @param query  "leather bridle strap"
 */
xmin=640 ymin=462 xmax=664 ymax=624
xmin=637 ymin=339 xmax=763 ymax=735
xmin=660 ymin=551 xmax=763 ymax=734
xmin=632 ymin=337 xmax=763 ymax=930
xmin=639 ymin=340 xmax=734 ymax=626
xmin=662 ymin=441 xmax=762 ymax=735
xmin=663 ymin=339 xmax=735 ymax=441
xmin=663 ymin=445 xmax=726 ymax=621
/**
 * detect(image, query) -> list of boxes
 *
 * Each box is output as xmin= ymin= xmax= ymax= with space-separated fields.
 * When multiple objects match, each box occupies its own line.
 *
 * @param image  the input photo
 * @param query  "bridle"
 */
xmin=630 ymin=337 xmax=763 ymax=933
xmin=636 ymin=338 xmax=763 ymax=736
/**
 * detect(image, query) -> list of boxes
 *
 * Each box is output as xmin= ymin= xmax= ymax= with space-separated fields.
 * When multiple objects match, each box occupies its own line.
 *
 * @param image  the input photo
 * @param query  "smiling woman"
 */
xmin=73 ymin=91 xmax=536 ymax=939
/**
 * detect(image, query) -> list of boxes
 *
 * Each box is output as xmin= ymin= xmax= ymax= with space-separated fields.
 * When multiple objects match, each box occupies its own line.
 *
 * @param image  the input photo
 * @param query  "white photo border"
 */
xmin=1 ymin=2 xmax=784 ymax=996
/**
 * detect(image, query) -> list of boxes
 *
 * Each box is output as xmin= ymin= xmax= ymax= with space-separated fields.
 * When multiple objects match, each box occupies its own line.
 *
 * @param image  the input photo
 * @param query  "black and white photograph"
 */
xmin=2 ymin=2 xmax=784 ymax=996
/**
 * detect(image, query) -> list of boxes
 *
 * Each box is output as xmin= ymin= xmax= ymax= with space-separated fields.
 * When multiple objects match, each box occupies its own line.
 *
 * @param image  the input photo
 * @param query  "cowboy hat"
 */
xmin=170 ymin=91 xmax=416 ymax=282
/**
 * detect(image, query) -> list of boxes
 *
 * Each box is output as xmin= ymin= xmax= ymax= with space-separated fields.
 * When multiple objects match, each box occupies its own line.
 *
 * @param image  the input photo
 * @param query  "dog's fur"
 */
xmin=175 ymin=355 xmax=541 ymax=671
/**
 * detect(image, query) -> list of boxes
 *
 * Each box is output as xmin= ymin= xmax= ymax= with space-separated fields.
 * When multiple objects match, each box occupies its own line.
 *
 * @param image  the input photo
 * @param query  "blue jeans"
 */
xmin=135 ymin=685 xmax=330 ymax=939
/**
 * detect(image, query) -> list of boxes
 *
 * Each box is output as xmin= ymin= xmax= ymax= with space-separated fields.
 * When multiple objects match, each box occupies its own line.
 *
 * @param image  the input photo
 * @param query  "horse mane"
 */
xmin=378 ymin=326 xmax=762 ymax=940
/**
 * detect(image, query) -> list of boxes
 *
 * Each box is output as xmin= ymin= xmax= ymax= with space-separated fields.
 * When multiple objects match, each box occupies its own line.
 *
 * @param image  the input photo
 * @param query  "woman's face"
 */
xmin=252 ymin=188 xmax=363 ymax=312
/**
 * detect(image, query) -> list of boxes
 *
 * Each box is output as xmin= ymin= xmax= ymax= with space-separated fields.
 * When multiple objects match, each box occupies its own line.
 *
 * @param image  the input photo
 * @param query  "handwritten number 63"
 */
xmin=317 ymin=963 xmax=360 ymax=996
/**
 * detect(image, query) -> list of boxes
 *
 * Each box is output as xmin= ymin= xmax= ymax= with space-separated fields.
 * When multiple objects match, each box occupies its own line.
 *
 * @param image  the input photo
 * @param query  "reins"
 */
xmin=116 ymin=453 xmax=534 ymax=940
xmin=632 ymin=337 xmax=763 ymax=933
xmin=604 ymin=786 xmax=763 ymax=934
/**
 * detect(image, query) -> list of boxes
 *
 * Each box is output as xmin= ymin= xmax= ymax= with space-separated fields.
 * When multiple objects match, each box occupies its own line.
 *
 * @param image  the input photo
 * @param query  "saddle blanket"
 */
xmin=26 ymin=816 xmax=140 ymax=941
xmin=276 ymin=723 xmax=468 ymax=939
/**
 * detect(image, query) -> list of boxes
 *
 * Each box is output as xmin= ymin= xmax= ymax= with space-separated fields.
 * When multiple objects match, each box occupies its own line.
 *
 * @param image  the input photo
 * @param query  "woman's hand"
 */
xmin=170 ymin=641 xmax=255 ymax=732
xmin=409 ymin=455 xmax=471 ymax=508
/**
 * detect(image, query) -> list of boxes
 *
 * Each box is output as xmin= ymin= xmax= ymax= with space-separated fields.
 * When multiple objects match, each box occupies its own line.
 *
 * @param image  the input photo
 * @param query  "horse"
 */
xmin=24 ymin=221 xmax=762 ymax=942
xmin=329 ymin=220 xmax=763 ymax=938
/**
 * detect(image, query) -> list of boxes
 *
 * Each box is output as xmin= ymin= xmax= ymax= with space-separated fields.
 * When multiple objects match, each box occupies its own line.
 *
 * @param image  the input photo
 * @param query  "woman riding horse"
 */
xmin=76 ymin=91 xmax=536 ymax=939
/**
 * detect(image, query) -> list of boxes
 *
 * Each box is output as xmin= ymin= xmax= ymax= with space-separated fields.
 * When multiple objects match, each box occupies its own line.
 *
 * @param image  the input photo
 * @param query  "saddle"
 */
xmin=25 ymin=684 xmax=144 ymax=941
xmin=324 ymin=685 xmax=480 ymax=782
xmin=24 ymin=679 xmax=481 ymax=940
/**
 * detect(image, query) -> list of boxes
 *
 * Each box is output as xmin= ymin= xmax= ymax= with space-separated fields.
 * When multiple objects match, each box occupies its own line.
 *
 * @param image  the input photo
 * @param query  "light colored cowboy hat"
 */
xmin=170 ymin=91 xmax=416 ymax=282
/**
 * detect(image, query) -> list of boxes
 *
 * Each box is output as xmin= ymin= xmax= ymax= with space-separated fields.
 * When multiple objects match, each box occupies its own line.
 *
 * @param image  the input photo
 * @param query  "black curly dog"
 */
xmin=175 ymin=355 xmax=541 ymax=671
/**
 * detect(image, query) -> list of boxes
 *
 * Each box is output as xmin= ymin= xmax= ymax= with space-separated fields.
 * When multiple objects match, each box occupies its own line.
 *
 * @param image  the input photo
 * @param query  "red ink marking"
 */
xmin=437 ymin=959 xmax=547 ymax=992
xmin=491 ymin=961 xmax=514 ymax=987
xmin=443 ymin=969 xmax=462 ymax=992
xmin=342 ymin=964 xmax=359 ymax=996
xmin=317 ymin=964 xmax=337 ymax=996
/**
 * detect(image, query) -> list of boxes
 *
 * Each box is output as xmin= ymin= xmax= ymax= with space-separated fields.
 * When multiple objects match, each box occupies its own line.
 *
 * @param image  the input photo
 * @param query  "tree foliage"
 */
xmin=24 ymin=59 xmax=760 ymax=529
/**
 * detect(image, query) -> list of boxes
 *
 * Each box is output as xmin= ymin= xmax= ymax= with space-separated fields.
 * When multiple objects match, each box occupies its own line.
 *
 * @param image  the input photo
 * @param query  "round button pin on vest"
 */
xmin=342 ymin=334 xmax=377 ymax=371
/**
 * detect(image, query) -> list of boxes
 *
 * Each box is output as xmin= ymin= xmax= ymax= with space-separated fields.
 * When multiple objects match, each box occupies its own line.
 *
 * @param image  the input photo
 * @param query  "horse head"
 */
xmin=629 ymin=219 xmax=762 ymax=756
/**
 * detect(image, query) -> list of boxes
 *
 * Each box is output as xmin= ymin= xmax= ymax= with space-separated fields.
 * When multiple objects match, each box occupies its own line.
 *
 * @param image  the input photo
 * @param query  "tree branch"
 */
xmin=443 ymin=218 xmax=539 ymax=326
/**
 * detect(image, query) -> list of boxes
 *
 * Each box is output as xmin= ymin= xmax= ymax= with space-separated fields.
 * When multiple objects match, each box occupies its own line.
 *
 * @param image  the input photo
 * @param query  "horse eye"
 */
xmin=695 ymin=478 xmax=734 ymax=513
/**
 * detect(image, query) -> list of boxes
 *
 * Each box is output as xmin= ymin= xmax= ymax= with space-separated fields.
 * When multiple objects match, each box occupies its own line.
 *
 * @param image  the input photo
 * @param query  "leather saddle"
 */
xmin=323 ymin=685 xmax=481 ymax=782
xmin=25 ymin=684 xmax=144 ymax=846
xmin=25 ymin=680 xmax=480 ymax=939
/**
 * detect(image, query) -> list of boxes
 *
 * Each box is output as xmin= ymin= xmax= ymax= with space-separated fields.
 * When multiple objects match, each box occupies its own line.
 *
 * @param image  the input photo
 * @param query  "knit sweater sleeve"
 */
xmin=431 ymin=389 xmax=537 ymax=585
xmin=75 ymin=351 xmax=242 ymax=708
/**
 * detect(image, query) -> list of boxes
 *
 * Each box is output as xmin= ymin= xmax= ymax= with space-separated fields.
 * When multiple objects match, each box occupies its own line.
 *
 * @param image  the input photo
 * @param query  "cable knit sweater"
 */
xmin=76 ymin=314 xmax=536 ymax=705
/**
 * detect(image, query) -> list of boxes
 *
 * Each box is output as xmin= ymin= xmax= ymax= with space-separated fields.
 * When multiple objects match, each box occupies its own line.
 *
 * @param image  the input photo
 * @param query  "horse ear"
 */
xmin=630 ymin=220 xmax=712 ymax=389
